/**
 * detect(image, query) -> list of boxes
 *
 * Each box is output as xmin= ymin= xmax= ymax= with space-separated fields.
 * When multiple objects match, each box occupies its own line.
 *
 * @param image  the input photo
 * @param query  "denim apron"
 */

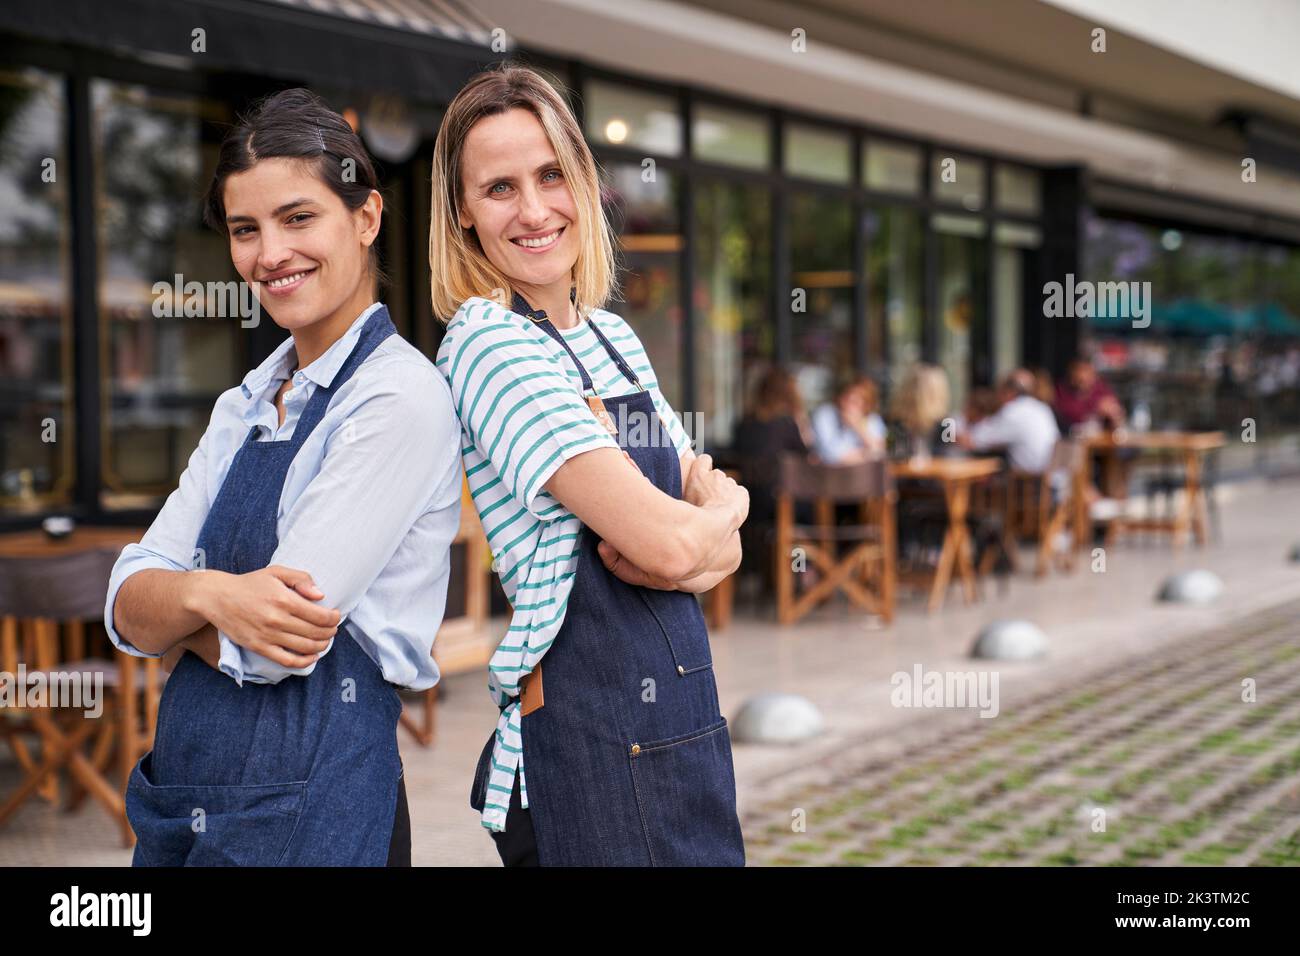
xmin=470 ymin=294 xmax=745 ymax=866
xmin=126 ymin=305 xmax=406 ymax=866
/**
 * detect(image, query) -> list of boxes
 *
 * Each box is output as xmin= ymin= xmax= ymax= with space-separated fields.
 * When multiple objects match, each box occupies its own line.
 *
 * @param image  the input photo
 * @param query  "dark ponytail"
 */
xmin=204 ymin=88 xmax=387 ymax=290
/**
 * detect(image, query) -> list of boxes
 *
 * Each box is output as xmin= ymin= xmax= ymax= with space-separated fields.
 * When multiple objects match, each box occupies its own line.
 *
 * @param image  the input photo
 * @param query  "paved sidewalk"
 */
xmin=742 ymin=598 xmax=1300 ymax=865
xmin=2 ymin=477 xmax=1299 ymax=866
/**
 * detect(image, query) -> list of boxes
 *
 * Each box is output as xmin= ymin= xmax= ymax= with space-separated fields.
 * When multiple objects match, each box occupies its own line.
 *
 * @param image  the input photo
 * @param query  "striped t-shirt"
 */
xmin=435 ymin=295 xmax=692 ymax=832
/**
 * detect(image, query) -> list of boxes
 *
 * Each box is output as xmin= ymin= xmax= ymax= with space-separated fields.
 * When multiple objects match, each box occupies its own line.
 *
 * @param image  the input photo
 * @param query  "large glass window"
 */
xmin=693 ymin=177 xmax=771 ymax=448
xmin=94 ymin=80 xmax=242 ymax=510
xmin=784 ymin=123 xmax=851 ymax=184
xmin=992 ymin=222 xmax=1041 ymax=380
xmin=931 ymin=152 xmax=986 ymax=211
xmin=603 ymin=161 xmax=683 ymax=406
xmin=585 ymin=79 xmax=682 ymax=156
xmin=865 ymin=205 xmax=923 ymax=393
xmin=994 ymin=164 xmax=1041 ymax=216
xmin=692 ymin=102 xmax=769 ymax=171
xmin=790 ymin=191 xmax=854 ymax=407
xmin=0 ymin=68 xmax=73 ymax=514
xmin=933 ymin=214 xmax=987 ymax=410
xmin=864 ymin=139 xmax=921 ymax=195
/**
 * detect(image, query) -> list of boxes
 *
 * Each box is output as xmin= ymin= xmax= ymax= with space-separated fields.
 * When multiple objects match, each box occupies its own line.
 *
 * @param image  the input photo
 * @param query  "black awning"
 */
xmin=0 ymin=0 xmax=507 ymax=102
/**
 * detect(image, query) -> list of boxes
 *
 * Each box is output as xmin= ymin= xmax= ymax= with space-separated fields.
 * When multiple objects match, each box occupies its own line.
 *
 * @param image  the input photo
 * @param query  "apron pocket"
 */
xmin=634 ymin=589 xmax=713 ymax=675
xmin=627 ymin=718 xmax=744 ymax=866
xmin=127 ymin=752 xmax=307 ymax=867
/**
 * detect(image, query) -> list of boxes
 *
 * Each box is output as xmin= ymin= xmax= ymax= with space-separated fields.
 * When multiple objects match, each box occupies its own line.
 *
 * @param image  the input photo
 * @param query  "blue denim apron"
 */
xmin=471 ymin=294 xmax=745 ymax=866
xmin=126 ymin=305 xmax=406 ymax=866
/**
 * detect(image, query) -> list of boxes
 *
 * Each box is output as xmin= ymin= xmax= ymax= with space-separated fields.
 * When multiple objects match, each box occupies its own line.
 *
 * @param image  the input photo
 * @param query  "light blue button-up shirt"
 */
xmin=104 ymin=302 xmax=462 ymax=690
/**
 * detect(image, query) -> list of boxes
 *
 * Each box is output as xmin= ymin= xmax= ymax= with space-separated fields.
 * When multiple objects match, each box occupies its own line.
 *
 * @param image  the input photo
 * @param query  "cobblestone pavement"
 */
xmin=741 ymin=600 xmax=1300 ymax=866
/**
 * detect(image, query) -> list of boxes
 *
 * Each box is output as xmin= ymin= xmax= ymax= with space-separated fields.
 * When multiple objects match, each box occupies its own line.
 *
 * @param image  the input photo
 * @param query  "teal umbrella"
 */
xmin=1248 ymin=302 xmax=1300 ymax=337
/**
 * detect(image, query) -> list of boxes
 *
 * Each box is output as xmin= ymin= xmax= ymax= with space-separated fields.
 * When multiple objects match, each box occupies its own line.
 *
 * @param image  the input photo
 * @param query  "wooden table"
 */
xmin=0 ymin=526 xmax=147 ymax=558
xmin=890 ymin=457 xmax=1002 ymax=612
xmin=1083 ymin=430 xmax=1226 ymax=548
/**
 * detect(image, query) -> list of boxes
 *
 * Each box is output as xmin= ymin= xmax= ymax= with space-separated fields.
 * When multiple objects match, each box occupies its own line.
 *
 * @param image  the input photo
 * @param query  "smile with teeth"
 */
xmin=265 ymin=270 xmax=313 ymax=288
xmin=512 ymin=228 xmax=562 ymax=249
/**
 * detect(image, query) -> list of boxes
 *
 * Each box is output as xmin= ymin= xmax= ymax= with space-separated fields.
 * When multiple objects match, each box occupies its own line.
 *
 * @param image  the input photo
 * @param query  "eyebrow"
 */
xmin=225 ymin=198 xmax=319 ymax=225
xmin=474 ymin=160 xmax=559 ymax=191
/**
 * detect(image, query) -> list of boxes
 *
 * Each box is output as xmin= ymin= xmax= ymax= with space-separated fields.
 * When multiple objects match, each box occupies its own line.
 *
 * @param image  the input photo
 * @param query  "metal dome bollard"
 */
xmin=1157 ymin=569 xmax=1223 ymax=605
xmin=971 ymin=620 xmax=1048 ymax=660
xmin=731 ymin=693 xmax=824 ymax=744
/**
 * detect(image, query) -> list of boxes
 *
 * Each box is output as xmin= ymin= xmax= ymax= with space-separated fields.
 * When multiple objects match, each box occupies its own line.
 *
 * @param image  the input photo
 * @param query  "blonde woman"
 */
xmin=890 ymin=362 xmax=952 ymax=461
xmin=430 ymin=65 xmax=748 ymax=866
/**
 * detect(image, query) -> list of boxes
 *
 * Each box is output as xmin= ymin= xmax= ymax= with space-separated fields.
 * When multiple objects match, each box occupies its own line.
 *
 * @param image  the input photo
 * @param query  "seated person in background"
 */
xmin=889 ymin=362 xmax=952 ymax=458
xmin=960 ymin=368 xmax=1060 ymax=474
xmin=733 ymin=365 xmax=812 ymax=520
xmin=957 ymin=386 xmax=999 ymax=435
xmin=1055 ymin=356 xmax=1125 ymax=431
xmin=811 ymin=376 xmax=887 ymax=464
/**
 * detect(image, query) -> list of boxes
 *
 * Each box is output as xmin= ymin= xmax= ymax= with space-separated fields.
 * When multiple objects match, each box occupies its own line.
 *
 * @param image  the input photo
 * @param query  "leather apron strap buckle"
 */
xmin=519 ymin=662 xmax=545 ymax=716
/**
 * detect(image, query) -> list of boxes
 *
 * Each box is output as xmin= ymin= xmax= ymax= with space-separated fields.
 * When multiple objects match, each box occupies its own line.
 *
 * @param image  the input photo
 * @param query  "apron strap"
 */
xmin=292 ymin=305 xmax=397 ymax=441
xmin=511 ymin=289 xmax=644 ymax=395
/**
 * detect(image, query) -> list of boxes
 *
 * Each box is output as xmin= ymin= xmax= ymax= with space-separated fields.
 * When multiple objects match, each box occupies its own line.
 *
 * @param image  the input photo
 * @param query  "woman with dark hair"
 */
xmin=732 ymin=365 xmax=811 ymax=519
xmin=103 ymin=88 xmax=463 ymax=866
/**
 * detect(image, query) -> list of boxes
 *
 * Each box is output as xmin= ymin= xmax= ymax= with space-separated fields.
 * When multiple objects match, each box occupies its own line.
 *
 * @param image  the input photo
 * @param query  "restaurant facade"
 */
xmin=5 ymin=0 xmax=1300 ymax=530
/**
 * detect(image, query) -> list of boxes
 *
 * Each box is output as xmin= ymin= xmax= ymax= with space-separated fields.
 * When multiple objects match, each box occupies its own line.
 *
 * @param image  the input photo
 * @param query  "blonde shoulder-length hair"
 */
xmin=429 ymin=63 xmax=617 ymax=322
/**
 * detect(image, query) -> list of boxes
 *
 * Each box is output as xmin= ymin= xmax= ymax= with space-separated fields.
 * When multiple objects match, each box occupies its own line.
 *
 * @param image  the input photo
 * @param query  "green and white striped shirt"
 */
xmin=435 ymin=296 xmax=692 ymax=832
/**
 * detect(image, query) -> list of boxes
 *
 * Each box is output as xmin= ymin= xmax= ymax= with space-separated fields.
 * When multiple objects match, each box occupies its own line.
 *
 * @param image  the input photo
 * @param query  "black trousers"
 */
xmin=386 ymin=771 xmax=411 ymax=867
xmin=489 ymin=773 xmax=539 ymax=867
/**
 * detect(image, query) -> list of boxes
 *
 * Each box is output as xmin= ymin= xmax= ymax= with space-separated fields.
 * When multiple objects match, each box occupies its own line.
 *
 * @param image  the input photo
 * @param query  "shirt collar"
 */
xmin=239 ymin=302 xmax=383 ymax=400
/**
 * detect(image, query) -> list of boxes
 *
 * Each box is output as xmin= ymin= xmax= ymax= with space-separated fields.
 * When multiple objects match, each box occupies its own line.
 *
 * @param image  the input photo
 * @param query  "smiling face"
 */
xmin=457 ymin=108 xmax=579 ymax=300
xmin=222 ymin=157 xmax=380 ymax=331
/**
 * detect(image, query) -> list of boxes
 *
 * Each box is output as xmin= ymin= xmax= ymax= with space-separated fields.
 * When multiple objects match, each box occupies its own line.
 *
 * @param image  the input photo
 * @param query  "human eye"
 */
xmin=541 ymin=168 xmax=563 ymax=184
xmin=286 ymin=212 xmax=314 ymax=225
xmin=488 ymin=181 xmax=512 ymax=196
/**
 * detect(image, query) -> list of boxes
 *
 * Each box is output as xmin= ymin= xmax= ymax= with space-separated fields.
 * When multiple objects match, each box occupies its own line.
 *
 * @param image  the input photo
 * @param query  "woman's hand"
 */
xmin=596 ymin=539 xmax=676 ymax=589
xmin=187 ymin=566 xmax=340 ymax=669
xmin=682 ymin=453 xmax=749 ymax=528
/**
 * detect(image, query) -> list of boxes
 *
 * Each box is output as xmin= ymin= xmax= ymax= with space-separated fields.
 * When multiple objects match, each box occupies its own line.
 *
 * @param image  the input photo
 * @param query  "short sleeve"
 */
xmin=439 ymin=300 xmax=619 ymax=517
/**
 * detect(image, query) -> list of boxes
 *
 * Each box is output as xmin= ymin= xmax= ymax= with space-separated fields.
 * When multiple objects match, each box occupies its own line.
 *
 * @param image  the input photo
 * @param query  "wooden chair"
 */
xmin=968 ymin=466 xmax=1019 ymax=582
xmin=774 ymin=454 xmax=896 ymax=626
xmin=1037 ymin=440 xmax=1088 ymax=575
xmin=999 ymin=441 xmax=1086 ymax=576
xmin=0 ymin=548 xmax=160 ymax=846
xmin=987 ymin=442 xmax=1092 ymax=574
xmin=400 ymin=476 xmax=495 ymax=747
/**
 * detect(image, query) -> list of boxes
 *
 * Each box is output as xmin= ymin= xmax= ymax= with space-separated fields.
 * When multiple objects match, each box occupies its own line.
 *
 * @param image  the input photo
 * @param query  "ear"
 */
xmin=357 ymin=189 xmax=383 ymax=247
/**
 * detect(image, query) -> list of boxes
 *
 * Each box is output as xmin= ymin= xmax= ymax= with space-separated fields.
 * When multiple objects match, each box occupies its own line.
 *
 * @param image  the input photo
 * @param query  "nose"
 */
xmin=516 ymin=182 xmax=549 ymax=229
xmin=257 ymin=226 xmax=292 ymax=276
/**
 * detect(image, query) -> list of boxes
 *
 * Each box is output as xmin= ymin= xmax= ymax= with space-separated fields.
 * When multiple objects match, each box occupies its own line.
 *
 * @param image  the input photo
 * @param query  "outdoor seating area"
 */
xmin=717 ymin=358 xmax=1228 ymax=629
